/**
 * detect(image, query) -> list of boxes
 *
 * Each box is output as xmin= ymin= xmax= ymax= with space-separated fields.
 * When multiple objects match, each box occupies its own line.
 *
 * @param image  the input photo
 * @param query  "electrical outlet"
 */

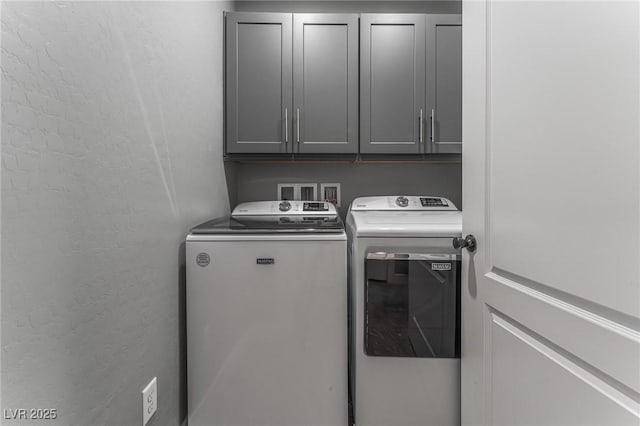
xmin=277 ymin=184 xmax=295 ymax=201
xmin=320 ymin=183 xmax=341 ymax=207
xmin=299 ymin=183 xmax=317 ymax=201
xmin=142 ymin=377 xmax=157 ymax=426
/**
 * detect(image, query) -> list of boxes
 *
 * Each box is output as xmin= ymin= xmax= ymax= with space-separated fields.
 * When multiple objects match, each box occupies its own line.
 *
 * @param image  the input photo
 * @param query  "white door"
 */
xmin=462 ymin=1 xmax=640 ymax=425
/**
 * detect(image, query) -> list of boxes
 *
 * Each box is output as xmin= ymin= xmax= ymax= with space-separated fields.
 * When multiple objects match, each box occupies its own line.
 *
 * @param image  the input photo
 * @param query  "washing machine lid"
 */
xmin=350 ymin=196 xmax=458 ymax=211
xmin=191 ymin=201 xmax=344 ymax=234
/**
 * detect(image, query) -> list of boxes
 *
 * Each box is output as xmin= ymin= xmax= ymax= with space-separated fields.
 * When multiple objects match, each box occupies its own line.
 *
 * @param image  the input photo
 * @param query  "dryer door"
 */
xmin=364 ymin=252 xmax=460 ymax=358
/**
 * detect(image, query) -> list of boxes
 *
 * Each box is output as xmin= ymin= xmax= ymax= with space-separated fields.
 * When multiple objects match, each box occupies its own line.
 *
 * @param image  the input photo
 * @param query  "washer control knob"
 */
xmin=395 ymin=196 xmax=409 ymax=207
xmin=279 ymin=201 xmax=291 ymax=212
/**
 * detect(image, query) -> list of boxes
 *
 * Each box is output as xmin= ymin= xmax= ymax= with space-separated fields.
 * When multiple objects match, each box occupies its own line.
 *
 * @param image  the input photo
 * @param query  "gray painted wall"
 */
xmin=234 ymin=1 xmax=461 ymax=14
xmin=233 ymin=162 xmax=462 ymax=217
xmin=1 ymin=2 xmax=231 ymax=425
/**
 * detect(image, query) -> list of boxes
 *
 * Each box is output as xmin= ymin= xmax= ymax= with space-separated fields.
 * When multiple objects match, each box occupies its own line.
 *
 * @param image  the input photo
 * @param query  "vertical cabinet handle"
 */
xmin=296 ymin=108 xmax=300 ymax=144
xmin=419 ymin=109 xmax=424 ymax=144
xmin=430 ymin=108 xmax=435 ymax=142
xmin=284 ymin=108 xmax=288 ymax=144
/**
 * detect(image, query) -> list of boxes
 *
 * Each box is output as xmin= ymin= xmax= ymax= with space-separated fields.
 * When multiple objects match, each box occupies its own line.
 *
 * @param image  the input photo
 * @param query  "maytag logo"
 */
xmin=256 ymin=258 xmax=275 ymax=265
xmin=196 ymin=253 xmax=210 ymax=267
xmin=432 ymin=262 xmax=452 ymax=271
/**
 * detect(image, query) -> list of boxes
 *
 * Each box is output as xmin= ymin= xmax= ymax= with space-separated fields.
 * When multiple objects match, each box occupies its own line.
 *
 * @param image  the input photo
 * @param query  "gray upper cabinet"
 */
xmin=226 ymin=12 xmax=357 ymax=155
xmin=426 ymin=15 xmax=462 ymax=154
xmin=293 ymin=14 xmax=358 ymax=154
xmin=226 ymin=12 xmax=462 ymax=157
xmin=226 ymin=13 xmax=292 ymax=154
xmin=360 ymin=15 xmax=426 ymax=154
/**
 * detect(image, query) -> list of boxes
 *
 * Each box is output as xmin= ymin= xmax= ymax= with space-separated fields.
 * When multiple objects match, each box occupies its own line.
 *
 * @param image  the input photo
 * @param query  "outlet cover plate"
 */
xmin=277 ymin=184 xmax=296 ymax=201
xmin=142 ymin=377 xmax=157 ymax=425
xmin=298 ymin=183 xmax=317 ymax=201
xmin=320 ymin=183 xmax=341 ymax=207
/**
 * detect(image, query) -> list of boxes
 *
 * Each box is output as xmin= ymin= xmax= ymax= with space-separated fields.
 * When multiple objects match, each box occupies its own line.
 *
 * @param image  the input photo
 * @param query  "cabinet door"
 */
xmin=293 ymin=14 xmax=358 ymax=154
xmin=360 ymin=15 xmax=426 ymax=154
xmin=426 ymin=15 xmax=462 ymax=154
xmin=226 ymin=13 xmax=292 ymax=154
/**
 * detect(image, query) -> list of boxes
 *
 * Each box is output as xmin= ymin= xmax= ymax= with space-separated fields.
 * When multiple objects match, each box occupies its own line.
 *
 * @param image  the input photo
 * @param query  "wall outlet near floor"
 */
xmin=277 ymin=184 xmax=296 ymax=201
xmin=298 ymin=183 xmax=318 ymax=201
xmin=142 ymin=377 xmax=157 ymax=426
xmin=321 ymin=183 xmax=341 ymax=207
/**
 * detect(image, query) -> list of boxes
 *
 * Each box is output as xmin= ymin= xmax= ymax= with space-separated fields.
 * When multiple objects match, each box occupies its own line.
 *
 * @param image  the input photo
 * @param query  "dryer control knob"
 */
xmin=396 ymin=196 xmax=409 ymax=207
xmin=279 ymin=201 xmax=291 ymax=212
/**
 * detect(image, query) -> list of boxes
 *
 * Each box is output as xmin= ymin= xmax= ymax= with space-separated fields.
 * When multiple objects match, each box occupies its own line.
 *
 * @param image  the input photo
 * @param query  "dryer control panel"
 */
xmin=350 ymin=196 xmax=458 ymax=211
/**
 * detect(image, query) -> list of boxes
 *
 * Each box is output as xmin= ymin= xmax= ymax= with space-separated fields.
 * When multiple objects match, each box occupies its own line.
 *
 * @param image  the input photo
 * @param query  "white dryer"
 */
xmin=346 ymin=196 xmax=462 ymax=426
xmin=187 ymin=201 xmax=347 ymax=426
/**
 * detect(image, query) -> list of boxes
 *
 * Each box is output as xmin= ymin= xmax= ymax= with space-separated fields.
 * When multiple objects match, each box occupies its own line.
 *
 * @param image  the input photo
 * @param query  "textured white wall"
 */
xmin=1 ymin=2 xmax=230 ymax=425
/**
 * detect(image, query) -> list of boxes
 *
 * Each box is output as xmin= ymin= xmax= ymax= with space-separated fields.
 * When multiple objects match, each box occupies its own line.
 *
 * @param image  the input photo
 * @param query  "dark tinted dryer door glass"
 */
xmin=365 ymin=253 xmax=460 ymax=358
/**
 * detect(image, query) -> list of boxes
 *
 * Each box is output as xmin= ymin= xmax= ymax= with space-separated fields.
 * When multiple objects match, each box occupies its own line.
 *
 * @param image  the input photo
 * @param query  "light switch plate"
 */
xmin=142 ymin=377 xmax=157 ymax=425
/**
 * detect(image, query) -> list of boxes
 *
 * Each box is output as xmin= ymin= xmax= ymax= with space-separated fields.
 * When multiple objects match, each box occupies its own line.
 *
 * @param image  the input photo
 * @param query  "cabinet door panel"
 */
xmin=227 ymin=13 xmax=292 ymax=154
xmin=427 ymin=15 xmax=462 ymax=153
xmin=293 ymin=14 xmax=358 ymax=154
xmin=371 ymin=25 xmax=415 ymax=142
xmin=361 ymin=15 xmax=426 ymax=154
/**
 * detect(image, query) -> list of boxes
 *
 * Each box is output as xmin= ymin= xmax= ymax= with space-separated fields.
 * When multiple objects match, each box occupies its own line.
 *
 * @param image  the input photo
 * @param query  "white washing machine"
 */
xmin=187 ymin=201 xmax=347 ymax=426
xmin=346 ymin=196 xmax=462 ymax=426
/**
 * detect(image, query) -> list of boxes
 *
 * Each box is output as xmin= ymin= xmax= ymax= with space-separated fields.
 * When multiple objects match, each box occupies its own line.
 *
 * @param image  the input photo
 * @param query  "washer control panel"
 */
xmin=303 ymin=202 xmax=330 ymax=212
xmin=350 ymin=196 xmax=458 ymax=211
xmin=233 ymin=200 xmax=336 ymax=216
